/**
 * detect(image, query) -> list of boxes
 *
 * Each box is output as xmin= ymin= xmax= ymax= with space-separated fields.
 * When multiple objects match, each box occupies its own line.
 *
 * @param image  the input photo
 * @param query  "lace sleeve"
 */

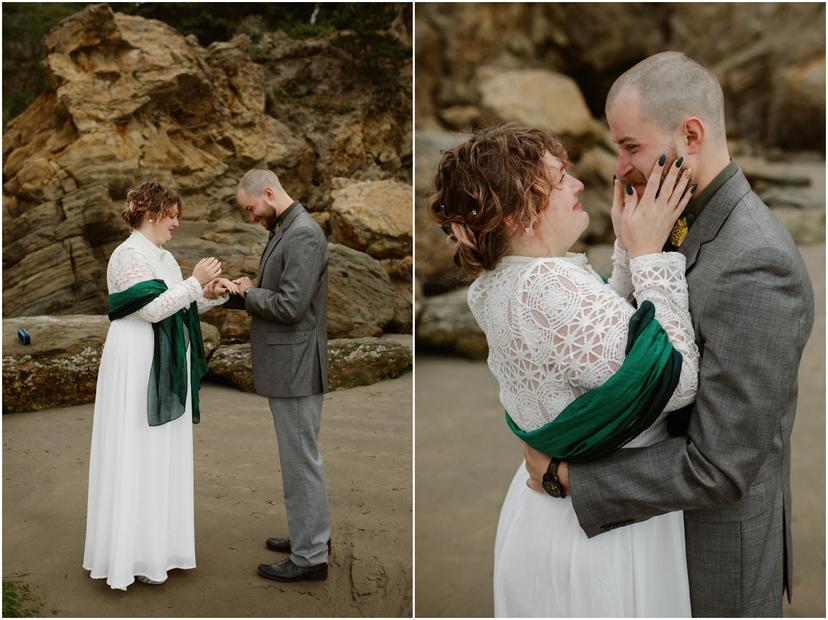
xmin=197 ymin=291 xmax=230 ymax=314
xmin=107 ymin=247 xmax=202 ymax=323
xmin=606 ymin=241 xmax=633 ymax=302
xmin=630 ymin=253 xmax=699 ymax=408
xmin=523 ymin=258 xmax=697 ymax=411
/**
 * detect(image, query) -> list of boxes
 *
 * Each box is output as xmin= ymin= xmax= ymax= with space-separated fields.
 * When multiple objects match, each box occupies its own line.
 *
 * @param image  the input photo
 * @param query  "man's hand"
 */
xmin=523 ymin=443 xmax=570 ymax=496
xmin=202 ymin=279 xmax=218 ymax=300
xmin=232 ymin=276 xmax=256 ymax=298
xmin=204 ymin=277 xmax=240 ymax=299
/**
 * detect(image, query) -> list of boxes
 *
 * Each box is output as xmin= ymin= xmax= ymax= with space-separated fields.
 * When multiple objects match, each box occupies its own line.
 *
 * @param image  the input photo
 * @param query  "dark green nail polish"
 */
xmin=658 ymin=154 xmax=666 ymax=166
xmin=675 ymin=156 xmax=684 ymax=168
xmin=690 ymin=184 xmax=697 ymax=193
xmin=625 ymin=184 xmax=633 ymax=195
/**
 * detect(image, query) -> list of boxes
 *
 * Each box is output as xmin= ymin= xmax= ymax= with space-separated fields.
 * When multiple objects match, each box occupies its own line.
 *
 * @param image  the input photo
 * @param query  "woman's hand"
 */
xmin=621 ymin=157 xmax=694 ymax=258
xmin=193 ymin=257 xmax=222 ymax=285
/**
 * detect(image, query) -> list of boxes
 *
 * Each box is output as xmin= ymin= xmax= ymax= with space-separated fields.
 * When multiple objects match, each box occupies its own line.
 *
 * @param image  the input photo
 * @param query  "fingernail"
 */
xmin=675 ymin=156 xmax=684 ymax=168
xmin=625 ymin=184 xmax=633 ymax=195
xmin=690 ymin=184 xmax=697 ymax=193
xmin=658 ymin=154 xmax=666 ymax=166
xmin=612 ymin=174 xmax=616 ymax=182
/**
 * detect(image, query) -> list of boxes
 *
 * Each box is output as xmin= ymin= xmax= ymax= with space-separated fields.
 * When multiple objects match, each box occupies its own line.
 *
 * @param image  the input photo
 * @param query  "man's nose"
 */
xmin=615 ymin=157 xmax=633 ymax=181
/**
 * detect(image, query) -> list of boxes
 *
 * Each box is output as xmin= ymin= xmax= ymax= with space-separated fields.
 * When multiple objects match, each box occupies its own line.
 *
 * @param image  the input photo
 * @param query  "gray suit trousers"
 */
xmin=268 ymin=394 xmax=331 ymax=566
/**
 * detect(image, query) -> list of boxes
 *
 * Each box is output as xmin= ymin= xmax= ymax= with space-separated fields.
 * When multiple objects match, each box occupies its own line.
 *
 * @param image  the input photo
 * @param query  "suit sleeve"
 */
xmin=223 ymin=293 xmax=246 ymax=310
xmin=569 ymin=244 xmax=813 ymax=537
xmin=244 ymin=226 xmax=326 ymax=324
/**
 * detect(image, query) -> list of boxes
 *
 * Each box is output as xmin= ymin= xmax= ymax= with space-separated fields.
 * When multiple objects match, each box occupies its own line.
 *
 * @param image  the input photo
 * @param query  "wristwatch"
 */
xmin=541 ymin=458 xmax=566 ymax=498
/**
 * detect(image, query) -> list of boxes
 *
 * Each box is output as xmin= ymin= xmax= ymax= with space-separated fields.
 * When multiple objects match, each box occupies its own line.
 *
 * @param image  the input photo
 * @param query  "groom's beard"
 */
xmin=257 ymin=209 xmax=280 ymax=231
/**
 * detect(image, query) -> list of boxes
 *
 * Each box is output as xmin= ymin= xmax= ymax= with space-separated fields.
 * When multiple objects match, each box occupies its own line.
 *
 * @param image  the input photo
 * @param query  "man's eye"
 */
xmin=626 ymin=145 xmax=638 ymax=152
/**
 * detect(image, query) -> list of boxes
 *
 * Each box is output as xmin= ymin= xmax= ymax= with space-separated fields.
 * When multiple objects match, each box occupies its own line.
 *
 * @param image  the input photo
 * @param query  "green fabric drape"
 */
xmin=108 ymin=279 xmax=208 ymax=427
xmin=506 ymin=300 xmax=682 ymax=463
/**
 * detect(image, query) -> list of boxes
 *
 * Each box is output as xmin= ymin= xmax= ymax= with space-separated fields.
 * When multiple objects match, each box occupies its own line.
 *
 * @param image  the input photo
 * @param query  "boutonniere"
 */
xmin=669 ymin=215 xmax=691 ymax=248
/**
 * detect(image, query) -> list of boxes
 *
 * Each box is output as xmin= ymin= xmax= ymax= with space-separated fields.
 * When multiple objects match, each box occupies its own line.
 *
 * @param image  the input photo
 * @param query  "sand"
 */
xmin=3 ymin=373 xmax=412 ymax=617
xmin=415 ymin=244 xmax=825 ymax=618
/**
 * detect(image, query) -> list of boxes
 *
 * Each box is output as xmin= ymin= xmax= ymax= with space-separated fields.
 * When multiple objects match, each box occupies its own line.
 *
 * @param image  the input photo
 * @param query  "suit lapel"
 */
xmin=255 ymin=203 xmax=306 ymax=285
xmin=679 ymin=169 xmax=751 ymax=271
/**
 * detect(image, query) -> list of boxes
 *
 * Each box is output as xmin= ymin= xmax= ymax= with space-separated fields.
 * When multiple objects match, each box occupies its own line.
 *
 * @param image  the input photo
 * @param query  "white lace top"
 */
xmin=107 ymin=230 xmax=228 ymax=322
xmin=468 ymin=242 xmax=699 ymax=446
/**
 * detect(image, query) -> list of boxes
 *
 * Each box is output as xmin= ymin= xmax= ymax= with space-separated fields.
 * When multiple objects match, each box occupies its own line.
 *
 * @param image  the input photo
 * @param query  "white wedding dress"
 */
xmin=83 ymin=230 xmax=227 ymax=590
xmin=467 ymin=243 xmax=700 ymax=617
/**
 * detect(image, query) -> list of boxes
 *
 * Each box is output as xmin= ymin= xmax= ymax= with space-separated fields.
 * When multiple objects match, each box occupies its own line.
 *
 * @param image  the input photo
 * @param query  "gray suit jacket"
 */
xmin=569 ymin=169 xmax=814 ymax=617
xmin=227 ymin=203 xmax=328 ymax=397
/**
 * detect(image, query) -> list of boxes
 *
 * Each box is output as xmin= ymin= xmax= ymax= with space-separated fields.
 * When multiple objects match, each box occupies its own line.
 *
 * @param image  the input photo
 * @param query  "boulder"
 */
xmin=414 ymin=131 xmax=467 ymax=294
xmin=438 ymin=105 xmax=481 ymax=131
xmin=773 ymin=56 xmax=825 ymax=150
xmin=207 ymin=337 xmax=412 ymax=392
xmin=329 ymin=179 xmax=412 ymax=259
xmin=327 ymin=337 xmax=413 ymax=390
xmin=382 ymin=257 xmax=413 ymax=333
xmin=3 ymin=315 xmax=220 ymax=413
xmin=416 ymin=287 xmax=488 ymax=360
xmin=327 ymin=243 xmax=395 ymax=338
xmin=478 ymin=68 xmax=600 ymax=145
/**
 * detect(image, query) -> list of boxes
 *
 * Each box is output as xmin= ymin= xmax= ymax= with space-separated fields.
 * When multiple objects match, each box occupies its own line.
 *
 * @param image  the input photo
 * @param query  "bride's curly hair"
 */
xmin=122 ymin=182 xmax=183 ymax=229
xmin=426 ymin=124 xmax=570 ymax=279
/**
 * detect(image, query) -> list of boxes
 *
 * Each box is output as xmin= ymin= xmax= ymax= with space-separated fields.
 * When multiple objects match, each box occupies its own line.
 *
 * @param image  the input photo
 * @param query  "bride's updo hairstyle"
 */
xmin=426 ymin=124 xmax=570 ymax=279
xmin=122 ymin=182 xmax=183 ymax=229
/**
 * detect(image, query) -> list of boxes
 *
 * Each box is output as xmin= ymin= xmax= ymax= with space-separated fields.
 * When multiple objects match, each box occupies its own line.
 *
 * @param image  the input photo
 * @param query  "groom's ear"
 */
xmin=682 ymin=117 xmax=704 ymax=155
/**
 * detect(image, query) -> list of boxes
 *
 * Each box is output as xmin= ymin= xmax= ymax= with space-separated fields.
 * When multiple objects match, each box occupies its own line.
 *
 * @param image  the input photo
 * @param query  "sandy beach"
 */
xmin=415 ymin=244 xmax=825 ymax=618
xmin=3 ymin=373 xmax=412 ymax=617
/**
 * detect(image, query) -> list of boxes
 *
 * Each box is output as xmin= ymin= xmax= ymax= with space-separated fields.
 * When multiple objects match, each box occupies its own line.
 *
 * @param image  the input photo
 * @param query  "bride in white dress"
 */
xmin=428 ymin=126 xmax=699 ymax=617
xmin=83 ymin=182 xmax=235 ymax=590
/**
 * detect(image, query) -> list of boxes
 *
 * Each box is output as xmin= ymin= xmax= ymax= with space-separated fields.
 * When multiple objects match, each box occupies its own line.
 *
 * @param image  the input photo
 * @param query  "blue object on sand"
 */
xmin=17 ymin=328 xmax=31 ymax=345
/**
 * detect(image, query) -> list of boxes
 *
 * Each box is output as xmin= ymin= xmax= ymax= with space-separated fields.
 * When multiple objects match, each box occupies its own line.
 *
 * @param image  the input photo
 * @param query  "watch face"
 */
xmin=542 ymin=474 xmax=563 ymax=498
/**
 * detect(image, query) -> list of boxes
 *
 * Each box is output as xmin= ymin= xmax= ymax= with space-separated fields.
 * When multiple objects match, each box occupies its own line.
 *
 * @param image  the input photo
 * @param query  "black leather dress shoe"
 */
xmin=257 ymin=557 xmax=327 ymax=582
xmin=266 ymin=537 xmax=332 ymax=553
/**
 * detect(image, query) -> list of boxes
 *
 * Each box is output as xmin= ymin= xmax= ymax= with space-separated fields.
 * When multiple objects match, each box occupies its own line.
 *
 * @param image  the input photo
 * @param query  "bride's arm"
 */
xmin=605 ymin=240 xmax=634 ymax=302
xmin=526 ymin=257 xmax=697 ymax=410
xmin=629 ymin=252 xmax=698 ymax=408
xmin=195 ymin=283 xmax=229 ymax=313
xmin=108 ymin=247 xmax=202 ymax=323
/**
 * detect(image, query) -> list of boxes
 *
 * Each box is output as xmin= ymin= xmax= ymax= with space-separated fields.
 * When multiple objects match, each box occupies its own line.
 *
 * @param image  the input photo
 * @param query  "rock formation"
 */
xmin=416 ymin=3 xmax=825 ymax=151
xmin=2 ymin=315 xmax=412 ymax=413
xmin=3 ymin=4 xmax=412 ymax=343
xmin=414 ymin=3 xmax=825 ymax=359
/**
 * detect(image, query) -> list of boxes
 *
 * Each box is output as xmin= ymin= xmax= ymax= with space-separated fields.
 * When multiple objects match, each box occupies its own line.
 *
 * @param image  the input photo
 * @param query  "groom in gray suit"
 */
xmin=228 ymin=168 xmax=331 ymax=582
xmin=525 ymin=52 xmax=814 ymax=616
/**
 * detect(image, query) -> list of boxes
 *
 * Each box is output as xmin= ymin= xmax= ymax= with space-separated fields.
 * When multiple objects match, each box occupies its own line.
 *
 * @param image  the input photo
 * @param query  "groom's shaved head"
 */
xmin=606 ymin=52 xmax=726 ymax=143
xmin=237 ymin=168 xmax=286 ymax=197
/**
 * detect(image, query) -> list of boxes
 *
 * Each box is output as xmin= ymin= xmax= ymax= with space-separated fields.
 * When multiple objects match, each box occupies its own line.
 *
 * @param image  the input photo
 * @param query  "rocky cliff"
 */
xmin=416 ymin=3 xmax=825 ymax=151
xmin=3 ymin=3 xmax=412 ymax=340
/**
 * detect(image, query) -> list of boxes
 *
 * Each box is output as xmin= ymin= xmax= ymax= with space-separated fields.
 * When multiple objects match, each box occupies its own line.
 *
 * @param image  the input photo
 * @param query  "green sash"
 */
xmin=108 ymin=279 xmax=208 ymax=427
xmin=506 ymin=300 xmax=682 ymax=463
